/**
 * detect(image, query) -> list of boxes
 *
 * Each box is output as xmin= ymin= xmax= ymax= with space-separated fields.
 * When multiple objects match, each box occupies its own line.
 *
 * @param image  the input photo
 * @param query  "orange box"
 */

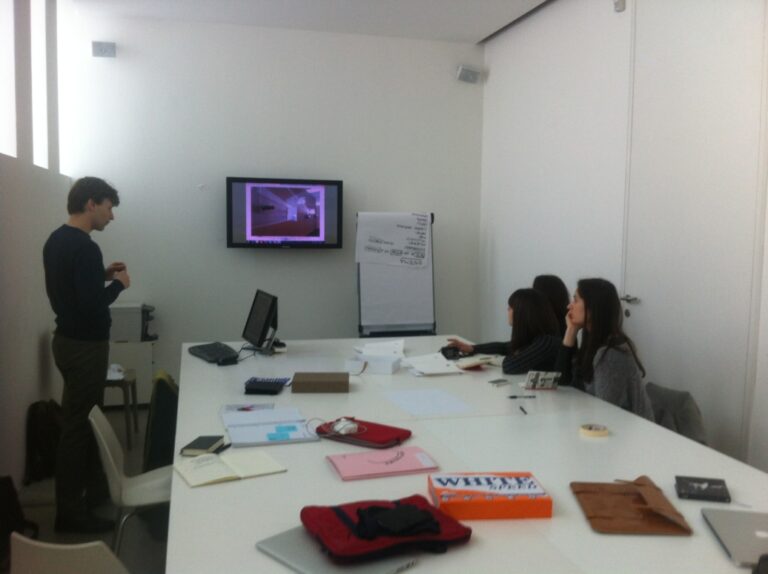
xmin=428 ymin=472 xmax=552 ymax=520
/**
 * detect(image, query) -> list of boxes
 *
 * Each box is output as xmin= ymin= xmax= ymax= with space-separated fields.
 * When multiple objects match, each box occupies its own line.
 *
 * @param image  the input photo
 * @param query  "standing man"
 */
xmin=43 ymin=176 xmax=130 ymax=532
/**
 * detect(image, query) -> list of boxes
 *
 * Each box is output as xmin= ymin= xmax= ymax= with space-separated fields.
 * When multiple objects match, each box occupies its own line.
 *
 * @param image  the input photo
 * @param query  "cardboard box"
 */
xmin=291 ymin=372 xmax=349 ymax=393
xmin=428 ymin=472 xmax=552 ymax=520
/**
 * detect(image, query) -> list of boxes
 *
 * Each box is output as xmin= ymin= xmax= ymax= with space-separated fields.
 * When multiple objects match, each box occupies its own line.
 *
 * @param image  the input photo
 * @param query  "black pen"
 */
xmin=508 ymin=395 xmax=536 ymax=399
xmin=519 ymin=406 xmax=528 ymax=415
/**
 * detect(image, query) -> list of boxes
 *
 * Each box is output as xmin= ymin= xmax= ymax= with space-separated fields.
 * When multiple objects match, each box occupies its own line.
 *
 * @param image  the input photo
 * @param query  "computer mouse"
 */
xmin=440 ymin=346 xmax=461 ymax=360
xmin=332 ymin=418 xmax=359 ymax=435
xmin=217 ymin=355 xmax=238 ymax=366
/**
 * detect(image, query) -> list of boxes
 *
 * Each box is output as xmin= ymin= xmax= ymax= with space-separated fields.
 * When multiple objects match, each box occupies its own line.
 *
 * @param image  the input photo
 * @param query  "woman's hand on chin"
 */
xmin=563 ymin=314 xmax=580 ymax=347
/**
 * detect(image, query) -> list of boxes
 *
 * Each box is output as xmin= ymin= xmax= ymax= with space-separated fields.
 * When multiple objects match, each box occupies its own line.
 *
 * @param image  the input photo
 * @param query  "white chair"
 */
xmin=88 ymin=405 xmax=172 ymax=555
xmin=10 ymin=531 xmax=130 ymax=574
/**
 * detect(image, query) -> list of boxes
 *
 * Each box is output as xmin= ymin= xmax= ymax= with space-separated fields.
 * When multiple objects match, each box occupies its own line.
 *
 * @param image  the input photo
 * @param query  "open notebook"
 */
xmin=174 ymin=449 xmax=286 ymax=487
xmin=220 ymin=404 xmax=318 ymax=446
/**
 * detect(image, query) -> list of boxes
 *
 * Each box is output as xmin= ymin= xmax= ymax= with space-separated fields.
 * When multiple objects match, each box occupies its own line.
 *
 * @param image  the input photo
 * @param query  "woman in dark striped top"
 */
xmin=446 ymin=288 xmax=561 ymax=374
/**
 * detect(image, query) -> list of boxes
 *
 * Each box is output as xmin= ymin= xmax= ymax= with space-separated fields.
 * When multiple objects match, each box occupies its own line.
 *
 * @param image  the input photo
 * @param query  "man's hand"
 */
xmin=105 ymin=262 xmax=126 ymax=281
xmin=114 ymin=269 xmax=131 ymax=289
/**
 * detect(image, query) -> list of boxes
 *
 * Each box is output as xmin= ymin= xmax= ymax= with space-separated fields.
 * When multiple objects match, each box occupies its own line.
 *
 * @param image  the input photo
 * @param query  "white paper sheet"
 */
xmin=355 ymin=212 xmax=430 ymax=268
xmin=402 ymin=353 xmax=463 ymax=376
xmin=106 ymin=363 xmax=124 ymax=381
xmin=385 ymin=389 xmax=470 ymax=416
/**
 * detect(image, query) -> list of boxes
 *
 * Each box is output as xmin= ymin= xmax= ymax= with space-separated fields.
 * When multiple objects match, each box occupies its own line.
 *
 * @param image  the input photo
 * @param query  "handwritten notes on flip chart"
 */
xmin=355 ymin=212 xmax=430 ymax=268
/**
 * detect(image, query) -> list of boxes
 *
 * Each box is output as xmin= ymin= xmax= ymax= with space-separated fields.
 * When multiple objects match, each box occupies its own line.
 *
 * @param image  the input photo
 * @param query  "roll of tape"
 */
xmin=580 ymin=423 xmax=609 ymax=438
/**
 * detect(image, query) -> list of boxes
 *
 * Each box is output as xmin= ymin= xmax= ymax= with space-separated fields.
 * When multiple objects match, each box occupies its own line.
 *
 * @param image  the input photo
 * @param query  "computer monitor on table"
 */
xmin=242 ymin=289 xmax=278 ymax=355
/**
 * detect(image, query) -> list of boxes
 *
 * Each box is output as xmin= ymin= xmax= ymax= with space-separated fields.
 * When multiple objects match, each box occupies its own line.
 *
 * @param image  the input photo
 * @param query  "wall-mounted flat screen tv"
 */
xmin=227 ymin=177 xmax=342 ymax=249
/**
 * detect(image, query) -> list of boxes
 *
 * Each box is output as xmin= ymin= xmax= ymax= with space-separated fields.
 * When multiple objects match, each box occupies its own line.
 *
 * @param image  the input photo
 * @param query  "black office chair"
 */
xmin=645 ymin=382 xmax=707 ymax=444
xmin=143 ymin=370 xmax=178 ymax=472
xmin=139 ymin=370 xmax=178 ymax=541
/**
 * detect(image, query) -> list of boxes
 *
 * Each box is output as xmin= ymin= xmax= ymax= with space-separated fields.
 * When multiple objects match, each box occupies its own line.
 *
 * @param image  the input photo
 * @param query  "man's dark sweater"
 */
xmin=43 ymin=225 xmax=124 ymax=341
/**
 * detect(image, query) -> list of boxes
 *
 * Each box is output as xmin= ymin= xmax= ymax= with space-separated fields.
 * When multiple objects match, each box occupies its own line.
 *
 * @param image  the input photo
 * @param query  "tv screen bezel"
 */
xmin=226 ymin=177 xmax=343 ymax=249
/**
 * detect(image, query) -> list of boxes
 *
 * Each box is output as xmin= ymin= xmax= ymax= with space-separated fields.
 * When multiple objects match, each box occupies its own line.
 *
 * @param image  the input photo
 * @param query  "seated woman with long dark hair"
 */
xmin=555 ymin=278 xmax=653 ymax=418
xmin=533 ymin=274 xmax=569 ymax=337
xmin=446 ymin=288 xmax=560 ymax=374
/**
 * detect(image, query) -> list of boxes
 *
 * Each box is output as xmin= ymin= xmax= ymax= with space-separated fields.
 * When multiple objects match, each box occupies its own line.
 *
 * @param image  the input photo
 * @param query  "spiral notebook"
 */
xmin=326 ymin=446 xmax=437 ymax=481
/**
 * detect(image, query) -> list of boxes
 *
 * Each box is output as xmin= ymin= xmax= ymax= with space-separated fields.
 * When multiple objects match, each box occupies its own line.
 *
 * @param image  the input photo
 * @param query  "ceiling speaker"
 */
xmin=92 ymin=41 xmax=117 ymax=58
xmin=456 ymin=65 xmax=482 ymax=84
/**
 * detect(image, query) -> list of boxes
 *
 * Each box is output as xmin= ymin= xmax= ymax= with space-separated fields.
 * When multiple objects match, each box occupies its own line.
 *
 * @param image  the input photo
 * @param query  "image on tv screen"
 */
xmin=246 ymin=183 xmax=325 ymax=243
xmin=227 ymin=178 xmax=342 ymax=248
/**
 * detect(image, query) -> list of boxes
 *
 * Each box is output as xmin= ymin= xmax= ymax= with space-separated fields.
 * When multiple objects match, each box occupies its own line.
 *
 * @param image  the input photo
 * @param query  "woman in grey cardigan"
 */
xmin=555 ymin=278 xmax=653 ymax=419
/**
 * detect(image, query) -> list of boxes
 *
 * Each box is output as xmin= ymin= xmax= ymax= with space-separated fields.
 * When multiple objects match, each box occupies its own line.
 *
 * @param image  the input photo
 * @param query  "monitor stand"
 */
xmin=245 ymin=335 xmax=277 ymax=356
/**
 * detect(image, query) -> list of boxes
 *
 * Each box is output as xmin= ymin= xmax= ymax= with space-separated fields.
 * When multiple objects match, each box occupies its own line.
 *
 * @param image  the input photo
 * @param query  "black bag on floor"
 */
xmin=23 ymin=399 xmax=63 ymax=485
xmin=0 ymin=476 xmax=39 ymax=571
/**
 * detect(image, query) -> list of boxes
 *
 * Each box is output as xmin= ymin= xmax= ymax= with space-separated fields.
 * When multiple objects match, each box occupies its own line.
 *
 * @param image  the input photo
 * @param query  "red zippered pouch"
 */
xmin=300 ymin=494 xmax=472 ymax=562
xmin=316 ymin=417 xmax=411 ymax=449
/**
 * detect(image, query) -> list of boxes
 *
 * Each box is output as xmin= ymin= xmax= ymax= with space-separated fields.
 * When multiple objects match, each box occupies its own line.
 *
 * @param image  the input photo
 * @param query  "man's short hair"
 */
xmin=67 ymin=177 xmax=120 ymax=214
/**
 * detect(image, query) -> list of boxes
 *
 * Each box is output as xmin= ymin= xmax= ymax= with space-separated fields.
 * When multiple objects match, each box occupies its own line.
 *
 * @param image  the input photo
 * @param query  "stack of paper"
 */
xmin=353 ymin=339 xmax=405 ymax=358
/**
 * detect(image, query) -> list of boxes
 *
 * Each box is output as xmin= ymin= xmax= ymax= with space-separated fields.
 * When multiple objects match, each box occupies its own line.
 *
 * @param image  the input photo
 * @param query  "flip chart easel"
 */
xmin=356 ymin=212 xmax=436 ymax=337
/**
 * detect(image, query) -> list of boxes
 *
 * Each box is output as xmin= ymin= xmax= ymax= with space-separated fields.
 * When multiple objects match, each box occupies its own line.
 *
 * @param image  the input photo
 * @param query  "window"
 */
xmin=31 ymin=0 xmax=48 ymax=168
xmin=0 ymin=0 xmax=16 ymax=158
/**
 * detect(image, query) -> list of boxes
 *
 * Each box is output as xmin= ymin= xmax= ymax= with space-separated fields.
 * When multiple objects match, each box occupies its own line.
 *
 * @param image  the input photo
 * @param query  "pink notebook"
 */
xmin=327 ymin=446 xmax=438 ymax=481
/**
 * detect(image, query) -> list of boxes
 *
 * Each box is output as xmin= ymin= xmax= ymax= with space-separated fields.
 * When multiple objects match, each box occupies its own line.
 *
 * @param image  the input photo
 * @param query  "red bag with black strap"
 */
xmin=300 ymin=494 xmax=471 ymax=562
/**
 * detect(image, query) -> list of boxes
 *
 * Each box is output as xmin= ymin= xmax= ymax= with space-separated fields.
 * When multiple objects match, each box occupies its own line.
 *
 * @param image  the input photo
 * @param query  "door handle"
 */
xmin=620 ymin=294 xmax=641 ymax=304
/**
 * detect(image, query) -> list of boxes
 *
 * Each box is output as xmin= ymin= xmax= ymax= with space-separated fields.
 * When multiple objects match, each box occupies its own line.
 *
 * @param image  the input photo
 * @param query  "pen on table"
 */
xmin=214 ymin=443 xmax=232 ymax=454
xmin=508 ymin=395 xmax=536 ymax=399
xmin=519 ymin=405 xmax=528 ymax=415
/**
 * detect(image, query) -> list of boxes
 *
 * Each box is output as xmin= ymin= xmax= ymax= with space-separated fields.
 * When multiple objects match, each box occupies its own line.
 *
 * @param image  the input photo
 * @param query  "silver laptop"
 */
xmin=702 ymin=508 xmax=768 ymax=567
xmin=256 ymin=526 xmax=418 ymax=574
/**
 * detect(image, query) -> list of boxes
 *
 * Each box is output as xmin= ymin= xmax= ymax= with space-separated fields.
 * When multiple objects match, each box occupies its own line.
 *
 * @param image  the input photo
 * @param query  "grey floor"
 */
xmin=18 ymin=408 xmax=167 ymax=574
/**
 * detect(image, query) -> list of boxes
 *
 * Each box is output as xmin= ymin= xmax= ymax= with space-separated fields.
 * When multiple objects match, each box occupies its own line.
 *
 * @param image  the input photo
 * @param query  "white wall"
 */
xmin=752 ymin=218 xmax=768 ymax=469
xmin=479 ymin=0 xmax=631 ymax=341
xmin=481 ymin=0 xmax=768 ymax=464
xmin=0 ymin=0 xmax=71 ymax=484
xmin=0 ymin=156 xmax=71 ymax=482
xmin=751 ymin=0 xmax=768 ymax=465
xmin=621 ymin=0 xmax=765 ymax=458
xmin=56 ymin=4 xmax=484 ymax=380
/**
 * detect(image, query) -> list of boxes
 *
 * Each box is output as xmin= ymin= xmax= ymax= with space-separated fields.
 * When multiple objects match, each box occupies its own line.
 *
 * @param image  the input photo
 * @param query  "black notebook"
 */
xmin=180 ymin=435 xmax=225 ymax=457
xmin=675 ymin=475 xmax=731 ymax=503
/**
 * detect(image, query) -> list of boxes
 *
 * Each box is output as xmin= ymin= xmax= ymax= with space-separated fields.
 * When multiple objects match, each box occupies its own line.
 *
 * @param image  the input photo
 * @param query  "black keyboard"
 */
xmin=244 ymin=377 xmax=290 ymax=395
xmin=188 ymin=342 xmax=239 ymax=364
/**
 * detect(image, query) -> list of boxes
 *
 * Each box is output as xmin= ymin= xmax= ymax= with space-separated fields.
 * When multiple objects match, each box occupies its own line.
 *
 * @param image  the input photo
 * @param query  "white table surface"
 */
xmin=166 ymin=336 xmax=768 ymax=574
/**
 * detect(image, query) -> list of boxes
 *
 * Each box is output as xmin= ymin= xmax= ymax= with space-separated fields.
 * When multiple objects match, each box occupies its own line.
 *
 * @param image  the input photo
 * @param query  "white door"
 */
xmin=622 ymin=0 xmax=765 ymax=457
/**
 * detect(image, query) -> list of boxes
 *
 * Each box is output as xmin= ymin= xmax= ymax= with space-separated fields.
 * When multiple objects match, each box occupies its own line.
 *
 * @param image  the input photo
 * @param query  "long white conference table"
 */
xmin=166 ymin=336 xmax=768 ymax=573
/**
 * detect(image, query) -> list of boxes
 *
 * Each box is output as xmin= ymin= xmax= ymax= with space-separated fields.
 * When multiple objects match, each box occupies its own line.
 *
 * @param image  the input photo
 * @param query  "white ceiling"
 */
xmin=70 ymin=0 xmax=551 ymax=44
